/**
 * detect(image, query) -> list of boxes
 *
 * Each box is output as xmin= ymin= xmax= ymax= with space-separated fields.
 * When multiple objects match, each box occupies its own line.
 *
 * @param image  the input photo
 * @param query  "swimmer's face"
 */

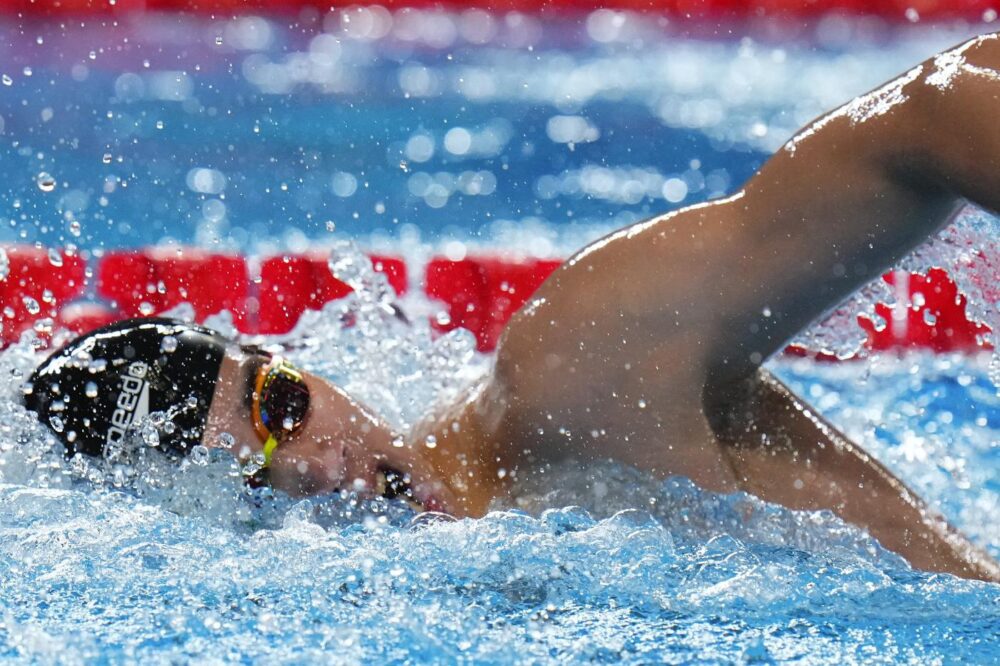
xmin=203 ymin=348 xmax=456 ymax=512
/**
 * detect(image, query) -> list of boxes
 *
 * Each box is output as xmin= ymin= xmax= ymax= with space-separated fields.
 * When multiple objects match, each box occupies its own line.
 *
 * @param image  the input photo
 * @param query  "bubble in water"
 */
xmin=139 ymin=302 xmax=156 ymax=316
xmin=214 ymin=35 xmax=224 ymax=46
xmin=424 ymin=435 xmax=437 ymax=449
xmin=101 ymin=153 xmax=112 ymax=164
xmin=391 ymin=435 xmax=405 ymax=448
xmin=68 ymin=220 xmax=82 ymax=237
xmin=215 ymin=432 xmax=235 ymax=449
xmin=47 ymin=248 xmax=63 ymax=267
xmin=282 ymin=416 xmax=294 ymax=431
xmin=0 ymin=247 xmax=8 ymax=281
xmin=84 ymin=381 xmax=98 ymax=398
xmin=326 ymin=220 xmax=336 ymax=232
xmin=160 ymin=336 xmax=178 ymax=353
xmin=1 ymin=74 xmax=11 ymax=86
xmin=36 ymin=172 xmax=56 ymax=192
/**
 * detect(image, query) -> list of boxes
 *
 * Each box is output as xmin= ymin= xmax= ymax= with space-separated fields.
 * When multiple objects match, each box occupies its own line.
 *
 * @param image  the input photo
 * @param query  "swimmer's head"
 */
xmin=23 ymin=317 xmax=227 ymax=458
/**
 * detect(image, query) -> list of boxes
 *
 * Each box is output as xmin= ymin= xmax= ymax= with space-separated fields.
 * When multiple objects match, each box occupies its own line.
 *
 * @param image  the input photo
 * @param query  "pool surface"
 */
xmin=1 ymin=8 xmax=999 ymax=664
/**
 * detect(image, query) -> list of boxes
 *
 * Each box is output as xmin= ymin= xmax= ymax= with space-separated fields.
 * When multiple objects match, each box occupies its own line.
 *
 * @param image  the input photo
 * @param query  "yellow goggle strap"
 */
xmin=262 ymin=434 xmax=280 ymax=468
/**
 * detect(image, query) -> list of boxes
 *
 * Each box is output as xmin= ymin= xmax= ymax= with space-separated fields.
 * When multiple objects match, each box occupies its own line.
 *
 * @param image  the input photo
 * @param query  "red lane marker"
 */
xmin=425 ymin=258 xmax=491 ymax=346
xmin=858 ymin=268 xmax=992 ymax=353
xmin=257 ymin=253 xmax=407 ymax=335
xmin=96 ymin=249 xmax=252 ymax=328
xmin=7 ymin=242 xmax=994 ymax=359
xmin=479 ymin=258 xmax=562 ymax=351
xmin=0 ymin=246 xmax=87 ymax=344
xmin=257 ymin=255 xmax=326 ymax=335
xmin=425 ymin=257 xmax=560 ymax=351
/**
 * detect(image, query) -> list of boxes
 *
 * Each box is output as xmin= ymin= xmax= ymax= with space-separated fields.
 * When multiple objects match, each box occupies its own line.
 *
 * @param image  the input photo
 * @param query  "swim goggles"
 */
xmin=250 ymin=355 xmax=310 ymax=468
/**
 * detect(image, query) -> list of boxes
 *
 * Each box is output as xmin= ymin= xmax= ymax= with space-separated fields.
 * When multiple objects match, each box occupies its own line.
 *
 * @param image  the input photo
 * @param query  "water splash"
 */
xmin=280 ymin=240 xmax=489 ymax=432
xmin=792 ymin=206 xmax=1000 ymax=390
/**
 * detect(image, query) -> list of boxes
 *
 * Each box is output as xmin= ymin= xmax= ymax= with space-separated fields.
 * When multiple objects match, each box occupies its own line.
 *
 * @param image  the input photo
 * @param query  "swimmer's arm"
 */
xmin=701 ymin=33 xmax=1000 ymax=383
xmin=717 ymin=369 xmax=1000 ymax=582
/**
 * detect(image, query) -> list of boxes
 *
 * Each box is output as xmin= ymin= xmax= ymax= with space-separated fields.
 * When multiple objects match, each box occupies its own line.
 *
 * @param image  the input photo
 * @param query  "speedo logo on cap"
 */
xmin=106 ymin=361 xmax=151 ymax=447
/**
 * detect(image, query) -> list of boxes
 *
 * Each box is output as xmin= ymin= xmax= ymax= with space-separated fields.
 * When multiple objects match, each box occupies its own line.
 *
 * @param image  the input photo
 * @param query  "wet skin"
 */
xmin=208 ymin=34 xmax=1000 ymax=581
xmin=204 ymin=350 xmax=459 ymax=512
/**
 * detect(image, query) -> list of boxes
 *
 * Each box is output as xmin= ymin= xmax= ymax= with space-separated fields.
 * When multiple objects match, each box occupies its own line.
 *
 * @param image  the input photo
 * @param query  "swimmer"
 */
xmin=23 ymin=34 xmax=1000 ymax=581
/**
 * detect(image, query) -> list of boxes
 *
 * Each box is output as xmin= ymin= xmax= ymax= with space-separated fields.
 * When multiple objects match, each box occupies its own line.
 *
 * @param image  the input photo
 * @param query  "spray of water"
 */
xmin=791 ymin=205 xmax=1000 ymax=392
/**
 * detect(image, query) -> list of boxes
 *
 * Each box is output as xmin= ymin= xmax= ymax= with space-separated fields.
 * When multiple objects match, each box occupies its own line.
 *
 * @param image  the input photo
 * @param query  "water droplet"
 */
xmin=160 ymin=335 xmax=178 ymax=353
xmin=282 ymin=416 xmax=295 ymax=431
xmin=22 ymin=296 xmax=40 ymax=315
xmin=84 ymin=381 xmax=98 ymax=398
xmin=216 ymin=432 xmax=235 ymax=449
xmin=391 ymin=435 xmax=405 ymax=448
xmin=68 ymin=220 xmax=82 ymax=237
xmin=242 ymin=453 xmax=266 ymax=477
xmin=155 ymin=120 xmax=164 ymax=130
xmin=22 ymin=66 xmax=32 ymax=77
xmin=761 ymin=306 xmax=772 ymax=318
xmin=424 ymin=434 xmax=437 ymax=449
xmin=140 ymin=421 xmax=160 ymax=447
xmin=138 ymin=301 xmax=156 ymax=315
xmin=47 ymin=248 xmax=63 ymax=267
xmin=102 ymin=153 xmax=112 ymax=164
xmin=637 ymin=399 xmax=647 ymax=409
xmin=49 ymin=415 xmax=65 ymax=432
xmin=36 ymin=172 xmax=56 ymax=192
xmin=214 ymin=35 xmax=224 ymax=46
xmin=923 ymin=310 xmax=938 ymax=326
xmin=190 ymin=445 xmax=210 ymax=465
xmin=325 ymin=220 xmax=336 ymax=232
xmin=1 ymin=74 xmax=12 ymax=86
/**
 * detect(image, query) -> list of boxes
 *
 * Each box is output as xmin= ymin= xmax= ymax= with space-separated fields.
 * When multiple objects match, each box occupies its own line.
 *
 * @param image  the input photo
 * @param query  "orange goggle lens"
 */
xmin=251 ymin=357 xmax=310 ymax=466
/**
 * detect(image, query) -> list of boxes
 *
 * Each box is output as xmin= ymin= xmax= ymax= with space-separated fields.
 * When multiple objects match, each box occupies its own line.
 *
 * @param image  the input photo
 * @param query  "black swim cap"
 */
xmin=23 ymin=317 xmax=228 ymax=459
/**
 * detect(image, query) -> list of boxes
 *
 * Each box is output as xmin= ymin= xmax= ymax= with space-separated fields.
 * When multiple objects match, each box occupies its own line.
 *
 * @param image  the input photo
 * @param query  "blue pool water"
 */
xmin=1 ymin=9 xmax=999 ymax=664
